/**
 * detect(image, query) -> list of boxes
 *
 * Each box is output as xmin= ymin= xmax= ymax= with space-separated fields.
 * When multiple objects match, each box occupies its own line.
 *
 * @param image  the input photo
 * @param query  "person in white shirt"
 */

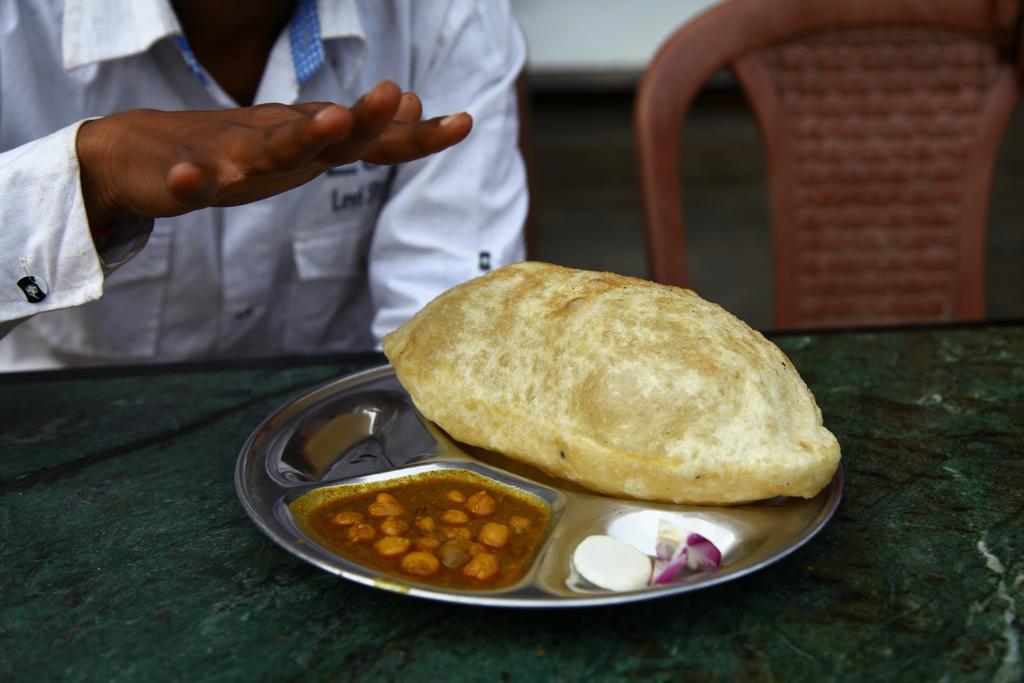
xmin=0 ymin=0 xmax=528 ymax=370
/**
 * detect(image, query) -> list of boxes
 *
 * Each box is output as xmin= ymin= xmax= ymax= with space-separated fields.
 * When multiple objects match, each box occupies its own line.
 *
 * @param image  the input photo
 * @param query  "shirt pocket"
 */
xmin=29 ymin=228 xmax=172 ymax=360
xmin=283 ymin=223 xmax=374 ymax=353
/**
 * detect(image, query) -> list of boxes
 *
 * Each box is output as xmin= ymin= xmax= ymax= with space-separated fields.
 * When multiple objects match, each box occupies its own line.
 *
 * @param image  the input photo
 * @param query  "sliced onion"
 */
xmin=649 ymin=521 xmax=722 ymax=586
xmin=651 ymin=552 xmax=688 ymax=585
xmin=573 ymin=535 xmax=652 ymax=591
xmin=684 ymin=533 xmax=722 ymax=570
xmin=655 ymin=518 xmax=685 ymax=561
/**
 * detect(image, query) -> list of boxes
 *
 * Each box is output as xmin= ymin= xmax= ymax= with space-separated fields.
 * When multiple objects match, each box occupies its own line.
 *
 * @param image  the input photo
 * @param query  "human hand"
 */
xmin=76 ymin=80 xmax=472 ymax=231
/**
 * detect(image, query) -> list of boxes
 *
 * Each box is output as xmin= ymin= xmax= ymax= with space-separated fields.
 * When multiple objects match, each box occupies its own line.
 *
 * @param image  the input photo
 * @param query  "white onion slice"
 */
xmin=573 ymin=535 xmax=652 ymax=591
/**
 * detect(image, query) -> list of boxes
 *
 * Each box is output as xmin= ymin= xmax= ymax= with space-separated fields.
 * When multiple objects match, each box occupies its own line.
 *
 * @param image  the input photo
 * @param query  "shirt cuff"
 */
xmin=0 ymin=120 xmax=146 ymax=325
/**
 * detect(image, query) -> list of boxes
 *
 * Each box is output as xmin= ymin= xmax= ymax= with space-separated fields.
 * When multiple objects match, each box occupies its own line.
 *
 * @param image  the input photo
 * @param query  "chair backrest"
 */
xmin=635 ymin=0 xmax=1021 ymax=328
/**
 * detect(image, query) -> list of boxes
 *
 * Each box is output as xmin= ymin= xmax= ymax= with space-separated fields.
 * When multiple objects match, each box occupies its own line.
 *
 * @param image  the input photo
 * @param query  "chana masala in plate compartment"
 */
xmin=289 ymin=469 xmax=551 ymax=590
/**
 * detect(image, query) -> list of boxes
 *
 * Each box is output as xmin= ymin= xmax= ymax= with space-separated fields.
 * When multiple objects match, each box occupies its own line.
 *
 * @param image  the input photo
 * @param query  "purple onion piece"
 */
xmin=651 ymin=549 xmax=688 ymax=585
xmin=648 ymin=523 xmax=723 ymax=586
xmin=684 ymin=533 xmax=722 ymax=570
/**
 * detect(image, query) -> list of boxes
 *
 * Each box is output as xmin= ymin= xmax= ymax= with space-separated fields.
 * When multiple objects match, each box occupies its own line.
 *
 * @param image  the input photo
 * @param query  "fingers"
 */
xmin=263 ymin=103 xmax=354 ymax=168
xmin=394 ymin=92 xmax=423 ymax=123
xmin=358 ymin=112 xmax=473 ymax=165
xmin=440 ymin=112 xmax=473 ymax=137
xmin=354 ymin=80 xmax=404 ymax=130
xmin=149 ymin=82 xmax=462 ymax=218
xmin=310 ymin=104 xmax=355 ymax=141
xmin=166 ymin=161 xmax=214 ymax=206
xmin=340 ymin=80 xmax=404 ymax=146
xmin=259 ymin=81 xmax=401 ymax=171
xmin=310 ymin=81 xmax=406 ymax=164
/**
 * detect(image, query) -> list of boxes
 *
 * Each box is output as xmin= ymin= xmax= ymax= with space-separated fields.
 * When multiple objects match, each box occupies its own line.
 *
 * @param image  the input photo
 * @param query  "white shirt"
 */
xmin=0 ymin=0 xmax=527 ymax=370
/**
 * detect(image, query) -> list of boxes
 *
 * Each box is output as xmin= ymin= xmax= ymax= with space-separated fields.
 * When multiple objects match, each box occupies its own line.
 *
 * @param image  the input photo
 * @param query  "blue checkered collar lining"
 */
xmin=290 ymin=0 xmax=325 ymax=85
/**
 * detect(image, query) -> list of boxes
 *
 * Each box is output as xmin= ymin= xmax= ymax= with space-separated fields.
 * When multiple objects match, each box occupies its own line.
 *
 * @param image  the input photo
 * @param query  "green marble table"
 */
xmin=1 ymin=324 xmax=1021 ymax=682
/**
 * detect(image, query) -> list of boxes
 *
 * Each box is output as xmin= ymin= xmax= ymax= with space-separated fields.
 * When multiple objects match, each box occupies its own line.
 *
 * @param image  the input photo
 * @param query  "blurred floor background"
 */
xmin=514 ymin=0 xmax=1024 ymax=331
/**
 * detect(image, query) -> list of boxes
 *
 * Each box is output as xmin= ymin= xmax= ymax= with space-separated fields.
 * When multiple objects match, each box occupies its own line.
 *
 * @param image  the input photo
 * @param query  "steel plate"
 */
xmin=235 ymin=365 xmax=843 ymax=607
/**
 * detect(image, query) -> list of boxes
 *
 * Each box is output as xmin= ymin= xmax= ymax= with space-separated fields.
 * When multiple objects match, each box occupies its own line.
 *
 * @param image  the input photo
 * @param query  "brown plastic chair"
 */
xmin=635 ymin=0 xmax=1022 ymax=328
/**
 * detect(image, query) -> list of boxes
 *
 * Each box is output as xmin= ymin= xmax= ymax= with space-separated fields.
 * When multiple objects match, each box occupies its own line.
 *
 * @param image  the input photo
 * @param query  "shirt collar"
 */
xmin=317 ymin=0 xmax=368 ymax=88
xmin=62 ymin=0 xmax=368 ymax=72
xmin=62 ymin=0 xmax=183 ymax=70
xmin=319 ymin=0 xmax=366 ymax=42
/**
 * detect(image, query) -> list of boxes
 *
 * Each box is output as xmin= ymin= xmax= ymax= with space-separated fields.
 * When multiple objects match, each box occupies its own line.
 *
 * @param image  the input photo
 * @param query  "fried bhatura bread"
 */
xmin=382 ymin=262 xmax=841 ymax=505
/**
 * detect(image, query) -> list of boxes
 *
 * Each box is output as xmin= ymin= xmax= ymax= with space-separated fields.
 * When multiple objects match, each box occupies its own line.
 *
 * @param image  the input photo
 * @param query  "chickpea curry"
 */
xmin=290 ymin=470 xmax=550 ymax=589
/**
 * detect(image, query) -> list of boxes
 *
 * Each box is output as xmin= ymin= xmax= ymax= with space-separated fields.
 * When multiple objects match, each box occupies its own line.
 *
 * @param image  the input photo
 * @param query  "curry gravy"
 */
xmin=291 ymin=470 xmax=550 ymax=590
